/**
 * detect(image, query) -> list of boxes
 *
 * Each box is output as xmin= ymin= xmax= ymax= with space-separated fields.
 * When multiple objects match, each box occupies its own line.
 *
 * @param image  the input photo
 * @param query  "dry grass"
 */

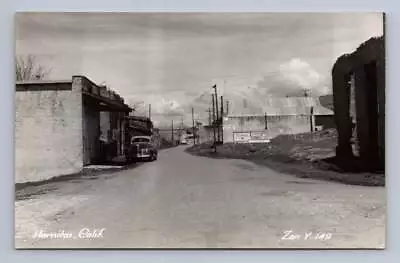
xmin=186 ymin=129 xmax=384 ymax=186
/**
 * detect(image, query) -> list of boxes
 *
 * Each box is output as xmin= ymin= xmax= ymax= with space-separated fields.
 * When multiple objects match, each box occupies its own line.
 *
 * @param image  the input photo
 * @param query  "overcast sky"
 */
xmin=15 ymin=12 xmax=383 ymax=126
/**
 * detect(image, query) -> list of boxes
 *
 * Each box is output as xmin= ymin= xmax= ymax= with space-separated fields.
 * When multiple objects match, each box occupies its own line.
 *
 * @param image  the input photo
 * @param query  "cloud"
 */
xmin=16 ymin=13 xmax=381 ymax=126
xmin=155 ymin=99 xmax=186 ymax=117
xmin=127 ymin=95 xmax=186 ymax=119
xmin=280 ymin=58 xmax=321 ymax=88
xmin=257 ymin=58 xmax=331 ymax=97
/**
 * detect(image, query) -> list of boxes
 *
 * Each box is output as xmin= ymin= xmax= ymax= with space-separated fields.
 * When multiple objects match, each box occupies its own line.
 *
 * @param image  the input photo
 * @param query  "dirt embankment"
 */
xmin=186 ymin=129 xmax=384 ymax=187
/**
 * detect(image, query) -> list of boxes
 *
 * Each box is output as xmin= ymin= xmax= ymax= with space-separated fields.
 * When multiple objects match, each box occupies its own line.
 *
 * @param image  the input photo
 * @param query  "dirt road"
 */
xmin=15 ymin=146 xmax=385 ymax=249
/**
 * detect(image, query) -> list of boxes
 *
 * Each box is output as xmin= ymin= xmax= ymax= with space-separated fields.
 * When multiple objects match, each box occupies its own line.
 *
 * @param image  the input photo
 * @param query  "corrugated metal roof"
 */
xmin=228 ymin=97 xmax=333 ymax=117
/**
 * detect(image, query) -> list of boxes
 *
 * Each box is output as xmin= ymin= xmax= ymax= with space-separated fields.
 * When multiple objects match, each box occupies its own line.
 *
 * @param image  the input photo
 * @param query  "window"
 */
xmin=131 ymin=137 xmax=150 ymax=143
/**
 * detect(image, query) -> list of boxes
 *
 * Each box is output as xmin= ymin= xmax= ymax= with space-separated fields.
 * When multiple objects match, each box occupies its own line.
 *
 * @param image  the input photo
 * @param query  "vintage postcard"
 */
xmin=14 ymin=12 xmax=385 ymax=249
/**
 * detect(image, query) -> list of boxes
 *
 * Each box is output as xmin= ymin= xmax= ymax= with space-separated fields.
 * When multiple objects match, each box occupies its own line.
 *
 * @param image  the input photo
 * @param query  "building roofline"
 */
xmin=16 ymin=79 xmax=72 ymax=85
xmin=16 ymin=80 xmax=73 ymax=91
xmin=83 ymin=92 xmax=132 ymax=112
xmin=227 ymin=112 xmax=333 ymax=117
xmin=332 ymin=35 xmax=384 ymax=74
xmin=127 ymin=115 xmax=151 ymax=121
xmin=16 ymin=76 xmax=132 ymax=112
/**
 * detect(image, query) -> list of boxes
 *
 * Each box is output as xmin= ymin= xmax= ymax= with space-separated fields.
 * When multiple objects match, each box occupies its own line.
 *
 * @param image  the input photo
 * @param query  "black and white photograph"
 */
xmin=14 ymin=12 xmax=385 ymax=249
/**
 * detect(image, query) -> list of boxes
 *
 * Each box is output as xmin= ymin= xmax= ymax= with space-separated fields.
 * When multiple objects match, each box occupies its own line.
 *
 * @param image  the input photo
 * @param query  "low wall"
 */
xmin=223 ymin=115 xmax=331 ymax=143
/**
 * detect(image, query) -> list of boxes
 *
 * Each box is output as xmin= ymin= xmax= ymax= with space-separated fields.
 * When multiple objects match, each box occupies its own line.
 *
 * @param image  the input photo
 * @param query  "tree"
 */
xmin=15 ymin=55 xmax=51 ymax=81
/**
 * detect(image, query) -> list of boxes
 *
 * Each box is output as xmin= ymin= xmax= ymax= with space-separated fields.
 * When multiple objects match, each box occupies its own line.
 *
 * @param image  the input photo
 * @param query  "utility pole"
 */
xmin=212 ymin=84 xmax=220 ymax=143
xmin=207 ymin=108 xmax=212 ymax=125
xmin=220 ymin=96 xmax=224 ymax=117
xmin=149 ymin=104 xmax=151 ymax=120
xmin=226 ymin=100 xmax=229 ymax=116
xmin=310 ymin=106 xmax=314 ymax=132
xmin=212 ymin=93 xmax=217 ymax=152
xmin=264 ymin=112 xmax=268 ymax=130
xmin=220 ymin=95 xmax=224 ymax=144
xmin=171 ymin=120 xmax=174 ymax=145
xmin=192 ymin=107 xmax=196 ymax=145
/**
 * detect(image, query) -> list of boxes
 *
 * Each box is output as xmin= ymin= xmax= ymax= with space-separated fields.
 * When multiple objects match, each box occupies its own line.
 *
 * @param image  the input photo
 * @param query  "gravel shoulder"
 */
xmin=186 ymin=129 xmax=385 ymax=187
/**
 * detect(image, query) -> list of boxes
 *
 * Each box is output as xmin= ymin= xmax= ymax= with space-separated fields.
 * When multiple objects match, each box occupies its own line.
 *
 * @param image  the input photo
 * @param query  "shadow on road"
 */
xmin=15 ymin=162 xmax=145 ymax=201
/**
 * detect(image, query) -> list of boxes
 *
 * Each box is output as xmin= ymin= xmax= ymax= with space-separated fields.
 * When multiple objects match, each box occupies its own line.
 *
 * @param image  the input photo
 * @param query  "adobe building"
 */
xmin=332 ymin=36 xmax=385 ymax=171
xmin=126 ymin=115 xmax=154 ymax=137
xmin=222 ymin=97 xmax=334 ymax=143
xmin=125 ymin=115 xmax=162 ymax=148
xmin=15 ymin=75 xmax=132 ymax=183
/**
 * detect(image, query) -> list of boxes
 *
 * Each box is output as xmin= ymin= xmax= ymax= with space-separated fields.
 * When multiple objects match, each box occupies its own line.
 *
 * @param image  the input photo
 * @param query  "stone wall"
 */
xmin=332 ymin=36 xmax=384 ymax=171
xmin=15 ymin=79 xmax=83 ymax=183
